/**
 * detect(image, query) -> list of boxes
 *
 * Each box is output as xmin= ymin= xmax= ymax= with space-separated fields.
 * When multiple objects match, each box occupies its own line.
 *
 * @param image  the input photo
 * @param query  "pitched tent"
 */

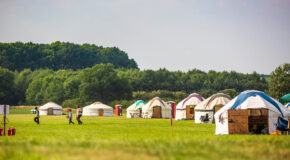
xmin=175 ymin=93 xmax=204 ymax=120
xmin=83 ymin=101 xmax=113 ymax=116
xmin=279 ymin=93 xmax=290 ymax=105
xmin=126 ymin=100 xmax=146 ymax=118
xmin=215 ymin=90 xmax=290 ymax=135
xmin=142 ymin=97 xmax=171 ymax=119
xmin=39 ymin=102 xmax=63 ymax=115
xmin=194 ymin=93 xmax=231 ymax=124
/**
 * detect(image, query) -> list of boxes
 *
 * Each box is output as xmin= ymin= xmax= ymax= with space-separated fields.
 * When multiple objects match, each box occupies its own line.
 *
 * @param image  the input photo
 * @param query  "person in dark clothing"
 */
xmin=68 ymin=109 xmax=75 ymax=125
xmin=76 ymin=105 xmax=82 ymax=125
xmin=119 ymin=105 xmax=122 ymax=116
xmin=34 ymin=107 xmax=40 ymax=125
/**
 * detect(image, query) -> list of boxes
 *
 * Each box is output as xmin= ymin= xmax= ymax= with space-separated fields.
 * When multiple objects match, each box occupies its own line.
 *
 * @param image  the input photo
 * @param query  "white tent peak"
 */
xmin=93 ymin=101 xmax=102 ymax=105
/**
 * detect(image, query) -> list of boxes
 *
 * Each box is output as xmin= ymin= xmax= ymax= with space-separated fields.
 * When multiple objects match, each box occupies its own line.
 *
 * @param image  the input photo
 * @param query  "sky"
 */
xmin=0 ymin=0 xmax=289 ymax=74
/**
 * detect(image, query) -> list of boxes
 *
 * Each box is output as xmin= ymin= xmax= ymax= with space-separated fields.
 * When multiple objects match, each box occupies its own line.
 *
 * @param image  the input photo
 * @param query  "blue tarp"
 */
xmin=230 ymin=91 xmax=284 ymax=117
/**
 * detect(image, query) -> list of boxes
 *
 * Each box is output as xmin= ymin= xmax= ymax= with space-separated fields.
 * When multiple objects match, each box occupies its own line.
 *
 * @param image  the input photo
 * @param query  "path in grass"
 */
xmin=0 ymin=114 xmax=289 ymax=160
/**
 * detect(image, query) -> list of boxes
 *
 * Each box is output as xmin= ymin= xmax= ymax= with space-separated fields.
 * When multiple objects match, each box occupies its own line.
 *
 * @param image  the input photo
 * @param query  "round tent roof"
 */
xmin=279 ymin=93 xmax=290 ymax=104
xmin=216 ymin=90 xmax=290 ymax=118
xmin=127 ymin=100 xmax=146 ymax=111
xmin=83 ymin=101 xmax=113 ymax=110
xmin=39 ymin=102 xmax=62 ymax=110
xmin=176 ymin=93 xmax=204 ymax=109
xmin=142 ymin=97 xmax=171 ymax=110
xmin=195 ymin=93 xmax=231 ymax=110
xmin=135 ymin=100 xmax=146 ymax=109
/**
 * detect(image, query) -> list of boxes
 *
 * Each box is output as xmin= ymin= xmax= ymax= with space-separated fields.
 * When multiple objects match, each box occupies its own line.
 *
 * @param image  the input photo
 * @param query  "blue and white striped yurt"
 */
xmin=215 ymin=90 xmax=290 ymax=135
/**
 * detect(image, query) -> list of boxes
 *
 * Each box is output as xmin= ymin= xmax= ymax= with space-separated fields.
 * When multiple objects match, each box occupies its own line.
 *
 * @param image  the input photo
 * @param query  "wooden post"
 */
xmin=170 ymin=116 xmax=173 ymax=136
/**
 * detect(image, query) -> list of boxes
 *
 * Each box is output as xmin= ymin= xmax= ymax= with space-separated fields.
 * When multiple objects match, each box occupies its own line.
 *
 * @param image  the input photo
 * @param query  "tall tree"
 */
xmin=0 ymin=42 xmax=138 ymax=71
xmin=0 ymin=67 xmax=16 ymax=104
xmin=268 ymin=63 xmax=290 ymax=99
xmin=79 ymin=63 xmax=132 ymax=104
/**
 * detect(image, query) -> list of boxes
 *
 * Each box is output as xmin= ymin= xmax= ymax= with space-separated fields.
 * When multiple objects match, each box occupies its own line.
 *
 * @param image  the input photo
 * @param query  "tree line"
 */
xmin=2 ymin=63 xmax=285 ymax=108
xmin=0 ymin=41 xmax=138 ymax=71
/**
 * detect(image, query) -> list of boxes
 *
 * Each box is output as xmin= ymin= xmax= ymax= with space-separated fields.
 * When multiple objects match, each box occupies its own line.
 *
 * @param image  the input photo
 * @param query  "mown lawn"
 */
xmin=0 ymin=113 xmax=289 ymax=160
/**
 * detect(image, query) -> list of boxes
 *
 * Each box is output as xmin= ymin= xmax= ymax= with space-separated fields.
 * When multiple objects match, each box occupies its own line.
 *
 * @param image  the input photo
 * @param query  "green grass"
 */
xmin=0 ymin=113 xmax=289 ymax=160
xmin=9 ymin=108 xmax=33 ymax=114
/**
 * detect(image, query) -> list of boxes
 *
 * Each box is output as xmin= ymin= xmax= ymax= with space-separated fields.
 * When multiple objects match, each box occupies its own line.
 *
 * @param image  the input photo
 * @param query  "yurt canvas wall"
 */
xmin=83 ymin=102 xmax=113 ymax=116
xmin=194 ymin=93 xmax=231 ymax=124
xmin=142 ymin=97 xmax=171 ymax=119
xmin=39 ymin=102 xmax=63 ymax=115
xmin=175 ymin=93 xmax=204 ymax=120
xmin=215 ymin=90 xmax=290 ymax=135
xmin=127 ymin=100 xmax=146 ymax=118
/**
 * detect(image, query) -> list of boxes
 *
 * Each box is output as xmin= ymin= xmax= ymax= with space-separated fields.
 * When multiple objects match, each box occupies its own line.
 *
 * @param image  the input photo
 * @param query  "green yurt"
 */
xmin=279 ymin=93 xmax=290 ymax=104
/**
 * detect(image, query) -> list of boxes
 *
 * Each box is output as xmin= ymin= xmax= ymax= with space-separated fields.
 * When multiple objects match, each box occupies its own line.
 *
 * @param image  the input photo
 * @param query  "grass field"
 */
xmin=0 ymin=110 xmax=290 ymax=160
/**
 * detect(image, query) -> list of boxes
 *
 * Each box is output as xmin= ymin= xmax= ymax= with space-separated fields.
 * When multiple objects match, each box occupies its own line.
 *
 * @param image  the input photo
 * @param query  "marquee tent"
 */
xmin=215 ymin=90 xmax=290 ymax=135
xmin=126 ymin=100 xmax=146 ymax=118
xmin=175 ymin=93 xmax=204 ymax=120
xmin=83 ymin=101 xmax=113 ymax=116
xmin=195 ymin=93 xmax=231 ymax=124
xmin=142 ymin=97 xmax=171 ymax=118
xmin=39 ymin=102 xmax=63 ymax=115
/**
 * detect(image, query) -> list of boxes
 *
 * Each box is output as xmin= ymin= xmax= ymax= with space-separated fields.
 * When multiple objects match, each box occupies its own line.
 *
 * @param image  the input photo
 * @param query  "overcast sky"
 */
xmin=0 ymin=0 xmax=289 ymax=74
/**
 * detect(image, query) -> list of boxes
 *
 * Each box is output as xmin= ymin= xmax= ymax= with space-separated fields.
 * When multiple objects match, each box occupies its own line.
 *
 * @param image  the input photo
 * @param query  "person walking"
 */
xmin=68 ymin=109 xmax=75 ymax=125
xmin=76 ymin=105 xmax=83 ymax=125
xmin=34 ymin=107 xmax=40 ymax=125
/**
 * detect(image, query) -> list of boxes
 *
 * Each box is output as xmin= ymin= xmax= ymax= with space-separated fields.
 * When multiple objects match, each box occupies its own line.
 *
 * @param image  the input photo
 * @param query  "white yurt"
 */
xmin=39 ymin=102 xmax=63 ymax=115
xmin=83 ymin=101 xmax=113 ymax=116
xmin=215 ymin=90 xmax=290 ymax=135
xmin=142 ymin=97 xmax=171 ymax=119
xmin=194 ymin=93 xmax=231 ymax=124
xmin=126 ymin=100 xmax=146 ymax=118
xmin=175 ymin=93 xmax=204 ymax=120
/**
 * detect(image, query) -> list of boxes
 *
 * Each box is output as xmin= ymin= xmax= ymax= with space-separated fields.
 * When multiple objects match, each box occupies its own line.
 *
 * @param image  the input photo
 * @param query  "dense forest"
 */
xmin=0 ymin=42 xmax=138 ymax=71
xmin=0 ymin=64 xmax=269 ymax=107
xmin=0 ymin=42 xmax=288 ymax=108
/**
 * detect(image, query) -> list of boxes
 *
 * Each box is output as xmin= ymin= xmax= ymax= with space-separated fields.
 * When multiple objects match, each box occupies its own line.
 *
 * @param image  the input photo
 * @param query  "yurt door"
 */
xmin=139 ymin=109 xmax=142 ymax=117
xmin=228 ymin=110 xmax=248 ymax=134
xmin=48 ymin=107 xmax=53 ymax=115
xmin=186 ymin=105 xmax=195 ymax=119
xmin=152 ymin=106 xmax=162 ymax=118
xmin=98 ymin=109 xmax=104 ymax=116
xmin=215 ymin=105 xmax=223 ymax=113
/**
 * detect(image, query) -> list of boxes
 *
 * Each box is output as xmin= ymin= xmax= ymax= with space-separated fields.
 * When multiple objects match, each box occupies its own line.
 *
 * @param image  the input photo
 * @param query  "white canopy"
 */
xmin=142 ymin=97 xmax=171 ymax=118
xmin=83 ymin=101 xmax=113 ymax=116
xmin=215 ymin=90 xmax=290 ymax=135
